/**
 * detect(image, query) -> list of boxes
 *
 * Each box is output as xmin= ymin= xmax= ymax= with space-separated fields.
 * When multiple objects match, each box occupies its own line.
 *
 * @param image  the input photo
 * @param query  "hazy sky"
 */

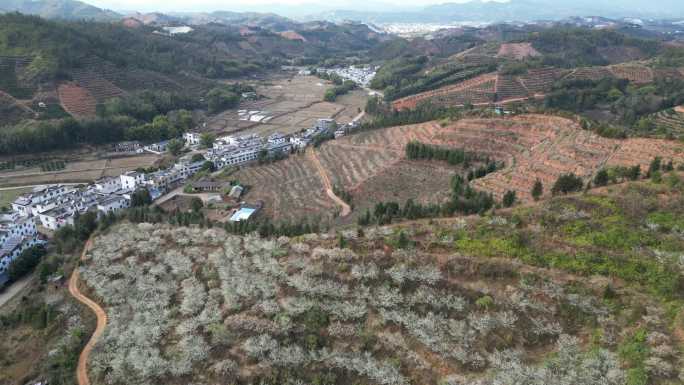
xmin=85 ymin=0 xmax=484 ymax=13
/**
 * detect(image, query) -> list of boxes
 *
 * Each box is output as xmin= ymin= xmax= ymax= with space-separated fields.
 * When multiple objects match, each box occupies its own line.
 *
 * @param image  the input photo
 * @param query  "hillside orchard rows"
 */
xmin=79 ymin=198 xmax=684 ymax=385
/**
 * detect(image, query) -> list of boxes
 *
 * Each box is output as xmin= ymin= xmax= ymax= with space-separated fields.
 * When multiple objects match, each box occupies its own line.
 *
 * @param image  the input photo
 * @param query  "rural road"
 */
xmin=306 ymin=148 xmax=351 ymax=217
xmin=68 ymin=239 xmax=107 ymax=385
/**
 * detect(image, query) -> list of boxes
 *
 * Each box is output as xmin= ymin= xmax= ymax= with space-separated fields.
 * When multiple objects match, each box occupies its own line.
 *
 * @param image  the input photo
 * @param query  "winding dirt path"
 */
xmin=306 ymin=147 xmax=352 ymax=217
xmin=68 ymin=239 xmax=107 ymax=385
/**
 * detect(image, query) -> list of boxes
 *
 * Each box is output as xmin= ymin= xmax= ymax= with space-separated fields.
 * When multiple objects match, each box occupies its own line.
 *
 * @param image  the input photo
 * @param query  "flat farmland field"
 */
xmin=205 ymin=73 xmax=366 ymax=138
xmin=331 ymin=89 xmax=368 ymax=124
xmin=0 ymin=187 xmax=32 ymax=208
xmin=0 ymin=153 xmax=159 ymax=187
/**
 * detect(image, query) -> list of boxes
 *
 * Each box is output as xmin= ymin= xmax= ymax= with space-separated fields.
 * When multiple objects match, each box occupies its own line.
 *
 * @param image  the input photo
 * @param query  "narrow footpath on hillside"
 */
xmin=68 ymin=239 xmax=107 ymax=385
xmin=306 ymin=147 xmax=352 ymax=217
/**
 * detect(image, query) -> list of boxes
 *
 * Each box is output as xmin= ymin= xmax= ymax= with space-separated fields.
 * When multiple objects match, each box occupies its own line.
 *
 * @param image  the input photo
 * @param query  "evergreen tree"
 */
xmin=531 ymin=179 xmax=543 ymax=201
xmin=502 ymin=190 xmax=516 ymax=208
xmin=648 ymin=156 xmax=662 ymax=176
xmin=593 ymin=169 xmax=609 ymax=187
xmin=552 ymin=173 xmax=584 ymax=196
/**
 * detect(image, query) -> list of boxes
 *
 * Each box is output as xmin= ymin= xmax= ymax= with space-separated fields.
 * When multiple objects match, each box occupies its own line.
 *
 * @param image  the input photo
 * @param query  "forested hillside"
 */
xmin=0 ymin=13 xmax=393 ymax=154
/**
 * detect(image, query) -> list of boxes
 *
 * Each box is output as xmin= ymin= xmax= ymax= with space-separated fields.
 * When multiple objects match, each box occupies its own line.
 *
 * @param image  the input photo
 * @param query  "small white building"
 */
xmin=316 ymin=118 xmax=336 ymax=132
xmin=95 ymin=177 xmax=122 ymax=194
xmin=184 ymin=132 xmax=202 ymax=146
xmin=97 ymin=196 xmax=130 ymax=214
xmin=120 ymin=171 xmax=145 ymax=190
xmin=144 ymin=140 xmax=170 ymax=154
xmin=38 ymin=206 xmax=76 ymax=231
xmin=173 ymin=161 xmax=205 ymax=179
xmin=268 ymin=133 xmax=287 ymax=146
xmin=229 ymin=185 xmax=244 ymax=199
xmin=290 ymin=136 xmax=311 ymax=149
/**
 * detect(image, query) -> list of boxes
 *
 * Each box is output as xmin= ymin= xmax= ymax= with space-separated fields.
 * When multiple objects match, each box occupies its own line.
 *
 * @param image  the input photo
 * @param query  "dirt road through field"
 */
xmin=306 ymin=147 xmax=351 ymax=217
xmin=68 ymin=239 xmax=106 ymax=385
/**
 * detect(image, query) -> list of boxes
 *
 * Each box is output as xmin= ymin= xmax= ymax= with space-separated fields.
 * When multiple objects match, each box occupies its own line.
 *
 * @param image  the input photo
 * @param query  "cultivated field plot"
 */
xmin=608 ymin=63 xmax=654 ymax=84
xmin=330 ymin=89 xmax=368 ymax=125
xmin=350 ymin=160 xmax=456 ymax=216
xmin=519 ymin=67 xmax=568 ymax=95
xmin=562 ymin=66 xmax=615 ymax=82
xmin=57 ymin=83 xmax=97 ymax=118
xmin=496 ymin=42 xmax=541 ymax=60
xmin=230 ymin=153 xmax=337 ymax=223
xmin=0 ymin=186 xmax=32 ymax=208
xmin=232 ymin=122 xmax=461 ymax=224
xmin=0 ymin=154 xmax=159 ymax=187
xmin=206 ymin=75 xmax=365 ymax=138
xmin=392 ymin=73 xmax=497 ymax=110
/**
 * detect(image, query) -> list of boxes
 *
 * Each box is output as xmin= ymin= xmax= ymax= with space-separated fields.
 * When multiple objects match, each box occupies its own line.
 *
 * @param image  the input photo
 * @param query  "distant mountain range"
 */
xmin=309 ymin=0 xmax=684 ymax=23
xmin=0 ymin=0 xmax=120 ymax=20
xmin=2 ymin=0 xmax=684 ymax=26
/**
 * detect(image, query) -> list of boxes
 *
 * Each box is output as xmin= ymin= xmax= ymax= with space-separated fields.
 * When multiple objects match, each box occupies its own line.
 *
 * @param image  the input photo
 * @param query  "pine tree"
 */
xmin=593 ymin=169 xmax=609 ymax=187
xmin=531 ymin=179 xmax=543 ymax=201
xmin=503 ymin=190 xmax=516 ymax=208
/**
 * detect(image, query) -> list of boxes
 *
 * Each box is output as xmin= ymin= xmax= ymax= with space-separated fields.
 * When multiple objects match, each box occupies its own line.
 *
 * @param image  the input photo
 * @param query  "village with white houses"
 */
xmin=0 ymin=116 xmax=355 ymax=284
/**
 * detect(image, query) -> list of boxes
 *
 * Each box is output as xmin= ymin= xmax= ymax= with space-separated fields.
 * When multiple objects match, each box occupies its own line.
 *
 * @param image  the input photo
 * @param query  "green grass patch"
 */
xmin=0 ymin=187 xmax=31 ymax=210
xmin=646 ymin=211 xmax=684 ymax=231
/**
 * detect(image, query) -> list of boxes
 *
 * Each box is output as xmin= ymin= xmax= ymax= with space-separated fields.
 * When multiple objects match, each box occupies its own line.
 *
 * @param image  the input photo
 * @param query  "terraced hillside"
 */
xmin=643 ymin=108 xmax=684 ymax=138
xmin=231 ymin=122 xmax=467 ymax=224
xmin=232 ymin=114 xmax=684 ymax=223
xmin=391 ymin=68 xmax=572 ymax=111
xmin=438 ymin=115 xmax=684 ymax=202
xmin=390 ymin=60 xmax=679 ymax=113
xmin=392 ymin=74 xmax=497 ymax=110
xmin=230 ymin=154 xmax=337 ymax=223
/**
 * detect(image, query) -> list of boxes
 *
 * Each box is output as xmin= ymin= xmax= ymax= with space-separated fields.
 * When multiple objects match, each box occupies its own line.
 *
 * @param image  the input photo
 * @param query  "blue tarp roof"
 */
xmin=230 ymin=207 xmax=256 ymax=222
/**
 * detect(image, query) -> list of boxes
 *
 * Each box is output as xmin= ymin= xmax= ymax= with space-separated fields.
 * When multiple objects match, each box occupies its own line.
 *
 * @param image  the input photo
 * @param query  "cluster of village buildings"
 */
xmin=1 ymin=118 xmax=353 ymax=280
xmin=309 ymin=65 xmax=378 ymax=88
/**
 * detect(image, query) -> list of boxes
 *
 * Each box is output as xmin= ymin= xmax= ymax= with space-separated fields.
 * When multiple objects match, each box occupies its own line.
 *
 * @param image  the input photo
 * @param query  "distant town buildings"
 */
xmin=315 ymin=65 xmax=377 ymax=88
